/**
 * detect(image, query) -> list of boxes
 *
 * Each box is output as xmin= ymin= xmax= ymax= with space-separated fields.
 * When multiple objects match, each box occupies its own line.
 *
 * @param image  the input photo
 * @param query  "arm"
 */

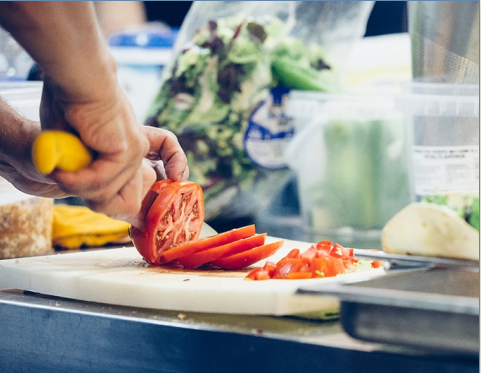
xmin=0 ymin=2 xmax=188 ymax=215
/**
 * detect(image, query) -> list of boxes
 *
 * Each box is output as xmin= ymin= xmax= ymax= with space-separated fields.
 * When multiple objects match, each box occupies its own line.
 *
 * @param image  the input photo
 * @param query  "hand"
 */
xmin=40 ymin=79 xmax=188 ymax=216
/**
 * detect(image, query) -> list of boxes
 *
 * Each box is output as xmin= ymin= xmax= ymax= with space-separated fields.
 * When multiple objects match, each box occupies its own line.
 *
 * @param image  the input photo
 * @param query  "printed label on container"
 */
xmin=244 ymin=87 xmax=295 ymax=169
xmin=412 ymin=145 xmax=479 ymax=195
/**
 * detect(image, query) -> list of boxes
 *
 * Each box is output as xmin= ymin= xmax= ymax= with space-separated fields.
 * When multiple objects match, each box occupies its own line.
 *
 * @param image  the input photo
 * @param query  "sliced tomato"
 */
xmin=177 ymin=233 xmax=267 ymax=269
xmin=160 ymin=224 xmax=256 ymax=263
xmin=130 ymin=180 xmax=204 ymax=265
xmin=212 ymin=240 xmax=284 ymax=270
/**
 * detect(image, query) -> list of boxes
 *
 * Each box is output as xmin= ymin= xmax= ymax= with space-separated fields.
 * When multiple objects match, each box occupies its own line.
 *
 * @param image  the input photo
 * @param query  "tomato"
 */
xmin=329 ymin=243 xmax=354 ymax=260
xmin=177 ymin=233 xmax=267 ymax=269
xmin=212 ymin=240 xmax=284 ymax=270
xmin=160 ymin=225 xmax=256 ymax=263
xmin=273 ymin=257 xmax=310 ymax=279
xmin=287 ymin=272 xmax=313 ymax=279
xmin=311 ymin=257 xmax=345 ymax=277
xmin=245 ymin=268 xmax=271 ymax=281
xmin=244 ymin=239 xmax=382 ymax=280
xmin=130 ymin=180 xmax=205 ymax=265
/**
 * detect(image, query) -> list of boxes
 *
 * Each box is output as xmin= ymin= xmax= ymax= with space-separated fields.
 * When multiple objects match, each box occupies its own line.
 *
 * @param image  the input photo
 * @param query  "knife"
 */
xmin=353 ymin=249 xmax=480 ymax=272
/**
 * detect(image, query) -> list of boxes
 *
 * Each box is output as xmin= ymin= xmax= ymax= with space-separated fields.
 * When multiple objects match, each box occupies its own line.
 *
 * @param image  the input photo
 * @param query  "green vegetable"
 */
xmin=271 ymin=58 xmax=335 ymax=91
xmin=423 ymin=193 xmax=480 ymax=231
xmin=145 ymin=16 xmax=338 ymax=220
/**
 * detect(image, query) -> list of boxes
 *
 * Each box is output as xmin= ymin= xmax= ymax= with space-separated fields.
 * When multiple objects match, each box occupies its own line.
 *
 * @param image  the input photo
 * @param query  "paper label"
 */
xmin=244 ymin=87 xmax=295 ymax=169
xmin=412 ymin=145 xmax=479 ymax=195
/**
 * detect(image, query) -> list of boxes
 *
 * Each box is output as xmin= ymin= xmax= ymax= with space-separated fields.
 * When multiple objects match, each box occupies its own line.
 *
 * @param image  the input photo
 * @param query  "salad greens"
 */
xmin=423 ymin=193 xmax=480 ymax=231
xmin=146 ymin=16 xmax=337 ymax=220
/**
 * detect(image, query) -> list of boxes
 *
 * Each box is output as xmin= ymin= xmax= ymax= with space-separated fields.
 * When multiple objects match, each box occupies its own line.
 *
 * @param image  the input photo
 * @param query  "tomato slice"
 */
xmin=177 ymin=233 xmax=267 ymax=269
xmin=130 ymin=180 xmax=205 ymax=265
xmin=245 ymin=268 xmax=271 ymax=281
xmin=160 ymin=225 xmax=256 ymax=263
xmin=212 ymin=240 xmax=284 ymax=270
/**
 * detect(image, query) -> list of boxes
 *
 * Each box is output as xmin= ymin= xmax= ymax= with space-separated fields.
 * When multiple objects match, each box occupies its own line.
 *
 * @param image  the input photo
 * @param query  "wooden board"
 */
xmin=0 ymin=237 xmax=383 ymax=316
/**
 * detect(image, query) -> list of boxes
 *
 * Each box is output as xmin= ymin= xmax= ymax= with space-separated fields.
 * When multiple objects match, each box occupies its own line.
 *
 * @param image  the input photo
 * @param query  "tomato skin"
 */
xmin=177 ymin=233 xmax=267 ymax=269
xmin=245 ymin=268 xmax=271 ymax=281
xmin=161 ymin=225 xmax=256 ymax=263
xmin=212 ymin=240 xmax=284 ymax=270
xmin=131 ymin=180 xmax=204 ymax=265
xmin=287 ymin=272 xmax=313 ymax=279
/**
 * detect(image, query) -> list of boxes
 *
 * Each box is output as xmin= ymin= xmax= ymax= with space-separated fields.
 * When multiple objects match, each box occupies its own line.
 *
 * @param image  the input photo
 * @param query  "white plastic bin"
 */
xmin=0 ymin=81 xmax=54 ymax=258
xmin=395 ymin=83 xmax=479 ymax=200
xmin=285 ymin=90 xmax=411 ymax=239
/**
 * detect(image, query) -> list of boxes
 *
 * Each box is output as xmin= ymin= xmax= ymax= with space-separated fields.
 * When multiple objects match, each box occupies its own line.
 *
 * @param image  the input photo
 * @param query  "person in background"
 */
xmin=0 ymin=2 xmax=188 ymax=216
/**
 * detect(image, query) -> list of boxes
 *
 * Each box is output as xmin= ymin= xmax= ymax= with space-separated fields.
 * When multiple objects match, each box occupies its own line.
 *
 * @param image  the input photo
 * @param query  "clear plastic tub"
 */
xmin=0 ymin=81 xmax=54 ymax=258
xmin=285 ymin=91 xmax=411 ymax=240
xmin=395 ymin=83 xmax=479 ymax=200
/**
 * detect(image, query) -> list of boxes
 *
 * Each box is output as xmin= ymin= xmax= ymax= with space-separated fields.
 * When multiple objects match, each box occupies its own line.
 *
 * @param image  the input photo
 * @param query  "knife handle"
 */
xmin=32 ymin=130 xmax=93 ymax=174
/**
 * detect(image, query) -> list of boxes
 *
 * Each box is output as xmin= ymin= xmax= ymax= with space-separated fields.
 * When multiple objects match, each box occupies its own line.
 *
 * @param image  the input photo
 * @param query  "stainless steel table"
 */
xmin=0 ymin=286 xmax=478 ymax=373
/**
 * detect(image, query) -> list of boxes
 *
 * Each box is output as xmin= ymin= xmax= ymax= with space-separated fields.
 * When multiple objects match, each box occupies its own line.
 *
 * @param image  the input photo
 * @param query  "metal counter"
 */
xmin=0 ymin=286 xmax=478 ymax=373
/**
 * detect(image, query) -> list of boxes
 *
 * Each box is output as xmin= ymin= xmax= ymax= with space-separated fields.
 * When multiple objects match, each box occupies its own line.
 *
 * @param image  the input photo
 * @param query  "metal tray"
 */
xmin=297 ymin=268 xmax=480 ymax=355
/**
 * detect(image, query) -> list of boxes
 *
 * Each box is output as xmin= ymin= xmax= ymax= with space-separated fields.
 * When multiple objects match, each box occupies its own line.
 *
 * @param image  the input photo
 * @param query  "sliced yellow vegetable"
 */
xmin=32 ymin=131 xmax=93 ymax=174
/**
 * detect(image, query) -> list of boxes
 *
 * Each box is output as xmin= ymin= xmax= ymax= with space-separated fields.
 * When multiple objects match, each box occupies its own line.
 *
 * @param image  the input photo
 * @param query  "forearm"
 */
xmin=0 ymin=1 xmax=117 ymax=102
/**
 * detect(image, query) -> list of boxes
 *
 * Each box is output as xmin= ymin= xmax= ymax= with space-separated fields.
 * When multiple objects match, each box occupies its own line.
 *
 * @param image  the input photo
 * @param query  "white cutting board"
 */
xmin=0 ymin=236 xmax=382 ymax=316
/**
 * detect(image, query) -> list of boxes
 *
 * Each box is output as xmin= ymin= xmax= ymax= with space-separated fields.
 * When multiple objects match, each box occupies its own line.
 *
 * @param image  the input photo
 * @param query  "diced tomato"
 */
xmin=287 ymin=272 xmax=313 ymax=279
xmin=130 ymin=180 xmax=204 ymax=265
xmin=245 ymin=268 xmax=271 ymax=281
xmin=273 ymin=257 xmax=310 ymax=279
xmin=212 ymin=240 xmax=284 ymax=270
xmin=329 ymin=243 xmax=354 ymax=260
xmin=316 ymin=240 xmax=333 ymax=251
xmin=371 ymin=260 xmax=383 ymax=268
xmin=160 ymin=225 xmax=256 ymax=263
xmin=177 ymin=233 xmax=267 ymax=269
xmin=286 ymin=248 xmax=301 ymax=259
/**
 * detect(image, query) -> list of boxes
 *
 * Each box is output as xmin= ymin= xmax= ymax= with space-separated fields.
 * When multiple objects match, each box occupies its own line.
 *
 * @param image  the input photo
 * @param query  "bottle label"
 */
xmin=244 ymin=87 xmax=295 ymax=169
xmin=412 ymin=145 xmax=479 ymax=195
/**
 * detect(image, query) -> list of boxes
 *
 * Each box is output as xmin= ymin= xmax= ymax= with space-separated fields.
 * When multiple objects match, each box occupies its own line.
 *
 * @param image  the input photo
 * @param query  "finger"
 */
xmin=83 ymin=165 xmax=144 ymax=215
xmin=142 ymin=126 xmax=188 ymax=181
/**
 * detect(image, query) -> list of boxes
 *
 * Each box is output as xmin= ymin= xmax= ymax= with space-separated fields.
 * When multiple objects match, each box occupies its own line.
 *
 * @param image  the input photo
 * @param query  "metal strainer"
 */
xmin=408 ymin=1 xmax=479 ymax=84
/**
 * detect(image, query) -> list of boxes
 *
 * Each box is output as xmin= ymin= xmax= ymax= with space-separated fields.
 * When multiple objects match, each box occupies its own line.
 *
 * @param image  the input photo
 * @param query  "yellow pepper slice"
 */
xmin=32 ymin=131 xmax=92 ymax=174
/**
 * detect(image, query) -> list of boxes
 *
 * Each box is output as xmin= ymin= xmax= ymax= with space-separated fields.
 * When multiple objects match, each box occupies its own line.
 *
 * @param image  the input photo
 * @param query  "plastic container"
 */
xmin=108 ymin=26 xmax=178 ymax=124
xmin=395 ymin=83 xmax=479 ymax=201
xmin=0 ymin=81 xmax=54 ymax=258
xmin=285 ymin=90 xmax=411 ymax=242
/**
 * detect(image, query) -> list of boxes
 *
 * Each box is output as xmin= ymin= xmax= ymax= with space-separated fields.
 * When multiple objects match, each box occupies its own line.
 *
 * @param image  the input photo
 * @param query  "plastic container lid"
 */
xmin=108 ymin=28 xmax=179 ymax=49
xmin=395 ymin=83 xmax=479 ymax=117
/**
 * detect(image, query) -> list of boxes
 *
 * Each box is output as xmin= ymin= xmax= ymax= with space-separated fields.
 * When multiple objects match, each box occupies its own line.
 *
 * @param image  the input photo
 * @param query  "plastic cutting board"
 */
xmin=0 ymin=236 xmax=382 ymax=317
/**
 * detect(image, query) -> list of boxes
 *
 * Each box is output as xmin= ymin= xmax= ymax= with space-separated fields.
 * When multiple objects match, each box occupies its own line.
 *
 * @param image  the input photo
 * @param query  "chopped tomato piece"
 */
xmin=316 ymin=240 xmax=333 ymax=251
xmin=212 ymin=240 xmax=284 ymax=270
xmin=286 ymin=248 xmax=301 ymax=259
xmin=245 ymin=268 xmax=271 ymax=281
xmin=130 ymin=180 xmax=204 ymax=265
xmin=273 ymin=258 xmax=310 ymax=279
xmin=287 ymin=272 xmax=313 ymax=279
xmin=329 ymin=243 xmax=354 ymax=260
xmin=177 ymin=233 xmax=267 ymax=269
xmin=160 ymin=225 xmax=256 ymax=263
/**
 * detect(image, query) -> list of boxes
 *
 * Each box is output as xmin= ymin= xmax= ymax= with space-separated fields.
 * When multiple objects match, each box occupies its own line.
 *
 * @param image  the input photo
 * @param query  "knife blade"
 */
xmin=353 ymin=249 xmax=480 ymax=272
